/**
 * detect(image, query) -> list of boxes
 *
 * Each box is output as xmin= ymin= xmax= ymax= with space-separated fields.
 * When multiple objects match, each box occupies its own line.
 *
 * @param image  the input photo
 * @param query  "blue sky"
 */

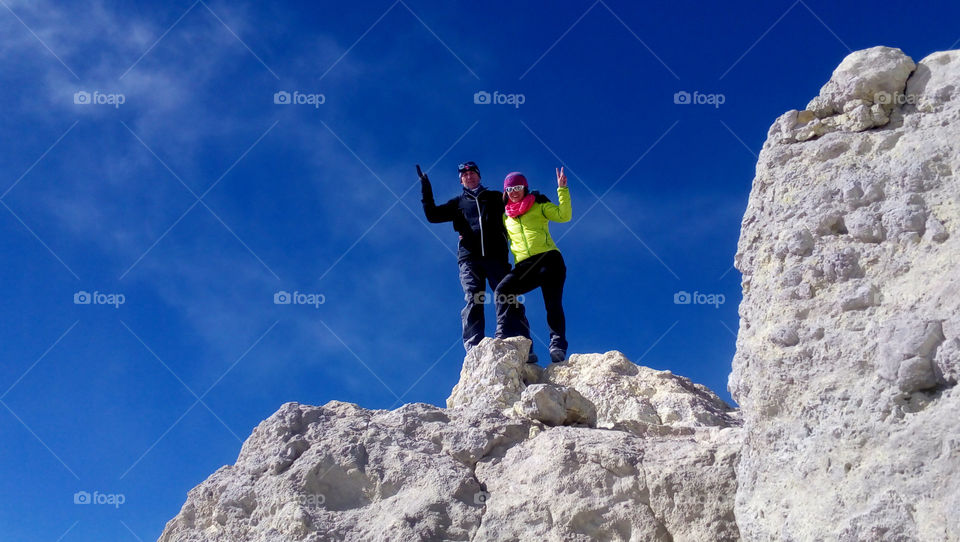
xmin=1 ymin=0 xmax=958 ymax=539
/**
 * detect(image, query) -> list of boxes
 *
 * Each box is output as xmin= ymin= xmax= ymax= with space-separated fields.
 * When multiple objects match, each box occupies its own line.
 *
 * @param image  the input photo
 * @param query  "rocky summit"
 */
xmin=160 ymin=45 xmax=959 ymax=542
xmin=159 ymin=338 xmax=741 ymax=542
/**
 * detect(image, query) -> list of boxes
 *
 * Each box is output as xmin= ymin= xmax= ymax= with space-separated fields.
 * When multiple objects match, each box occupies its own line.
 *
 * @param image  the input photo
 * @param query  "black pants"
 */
xmin=458 ymin=257 xmax=531 ymax=353
xmin=494 ymin=250 xmax=567 ymax=353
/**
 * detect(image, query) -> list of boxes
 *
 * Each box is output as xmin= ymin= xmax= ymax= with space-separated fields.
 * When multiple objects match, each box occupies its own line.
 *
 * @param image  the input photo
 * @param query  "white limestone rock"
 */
xmin=474 ymin=424 xmax=741 ymax=542
xmin=513 ymin=383 xmax=598 ymax=427
xmin=545 ymin=350 xmax=738 ymax=430
xmin=732 ymin=46 xmax=960 ymax=542
xmin=905 ymin=50 xmax=960 ymax=113
xmin=159 ymin=400 xmax=505 ymax=541
xmin=806 ymin=46 xmax=916 ymax=117
xmin=446 ymin=336 xmax=540 ymax=415
xmin=160 ymin=338 xmax=741 ymax=541
xmin=770 ymin=47 xmax=916 ymax=144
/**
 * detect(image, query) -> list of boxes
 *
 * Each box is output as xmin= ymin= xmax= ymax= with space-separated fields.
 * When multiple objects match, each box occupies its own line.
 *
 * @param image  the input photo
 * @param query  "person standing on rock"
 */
xmin=418 ymin=161 xmax=537 ymax=361
xmin=495 ymin=167 xmax=572 ymax=363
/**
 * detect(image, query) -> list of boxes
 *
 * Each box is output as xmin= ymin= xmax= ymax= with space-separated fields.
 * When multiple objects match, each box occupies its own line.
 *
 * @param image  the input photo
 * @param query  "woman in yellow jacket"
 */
xmin=494 ymin=167 xmax=572 ymax=363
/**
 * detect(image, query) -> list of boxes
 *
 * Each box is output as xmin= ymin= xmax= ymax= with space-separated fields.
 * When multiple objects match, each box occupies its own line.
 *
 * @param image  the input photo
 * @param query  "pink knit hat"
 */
xmin=503 ymin=172 xmax=528 ymax=189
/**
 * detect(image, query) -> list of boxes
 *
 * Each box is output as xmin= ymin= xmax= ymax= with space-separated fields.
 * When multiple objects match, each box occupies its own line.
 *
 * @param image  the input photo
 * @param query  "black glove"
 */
xmin=416 ymin=164 xmax=430 ymax=184
xmin=417 ymin=164 xmax=433 ymax=198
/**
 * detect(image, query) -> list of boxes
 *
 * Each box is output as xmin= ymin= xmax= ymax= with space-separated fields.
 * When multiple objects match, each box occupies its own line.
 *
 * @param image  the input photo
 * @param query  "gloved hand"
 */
xmin=416 ymin=164 xmax=432 ymax=198
xmin=416 ymin=164 xmax=430 ymax=184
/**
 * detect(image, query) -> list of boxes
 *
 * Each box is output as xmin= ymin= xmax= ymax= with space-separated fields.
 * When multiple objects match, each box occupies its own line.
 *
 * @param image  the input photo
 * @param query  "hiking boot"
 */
xmin=550 ymin=350 xmax=566 ymax=363
xmin=527 ymin=352 xmax=539 ymax=364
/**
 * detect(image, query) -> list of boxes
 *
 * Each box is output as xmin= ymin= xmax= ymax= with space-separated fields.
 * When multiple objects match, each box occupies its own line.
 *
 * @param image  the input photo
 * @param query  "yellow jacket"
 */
xmin=503 ymin=186 xmax=572 ymax=263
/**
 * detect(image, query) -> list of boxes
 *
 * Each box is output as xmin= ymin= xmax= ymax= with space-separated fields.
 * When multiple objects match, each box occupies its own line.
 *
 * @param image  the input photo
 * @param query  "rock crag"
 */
xmin=732 ymin=45 xmax=960 ymax=541
xmin=159 ymin=338 xmax=741 ymax=542
xmin=160 ymin=45 xmax=960 ymax=542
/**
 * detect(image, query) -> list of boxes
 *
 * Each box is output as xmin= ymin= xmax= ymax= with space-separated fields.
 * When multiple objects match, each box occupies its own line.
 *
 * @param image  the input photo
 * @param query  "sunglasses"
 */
xmin=504 ymin=185 xmax=525 ymax=193
xmin=458 ymin=162 xmax=478 ymax=172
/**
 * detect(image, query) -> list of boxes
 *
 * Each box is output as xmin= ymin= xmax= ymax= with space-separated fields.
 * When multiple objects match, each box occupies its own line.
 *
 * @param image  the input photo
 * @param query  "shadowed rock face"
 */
xmin=732 ymin=46 xmax=960 ymax=542
xmin=158 ymin=337 xmax=741 ymax=542
xmin=160 ymin=45 xmax=960 ymax=542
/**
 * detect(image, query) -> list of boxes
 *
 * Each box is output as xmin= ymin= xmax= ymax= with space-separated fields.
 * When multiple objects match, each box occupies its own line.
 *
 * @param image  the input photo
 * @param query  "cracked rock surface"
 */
xmin=731 ymin=46 xmax=960 ymax=541
xmin=159 ymin=337 xmax=740 ymax=541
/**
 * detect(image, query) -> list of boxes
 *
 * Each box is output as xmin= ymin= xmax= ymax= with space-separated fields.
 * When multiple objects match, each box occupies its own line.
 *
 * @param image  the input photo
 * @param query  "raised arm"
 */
xmin=418 ymin=165 xmax=457 ymax=223
xmin=540 ymin=167 xmax=572 ymax=223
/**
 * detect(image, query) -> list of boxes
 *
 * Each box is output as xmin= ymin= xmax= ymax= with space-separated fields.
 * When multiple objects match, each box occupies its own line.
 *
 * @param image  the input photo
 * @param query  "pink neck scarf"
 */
xmin=505 ymin=194 xmax=536 ymax=218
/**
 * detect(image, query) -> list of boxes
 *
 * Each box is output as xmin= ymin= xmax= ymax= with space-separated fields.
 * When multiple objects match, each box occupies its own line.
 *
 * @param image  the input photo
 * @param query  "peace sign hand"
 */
xmin=556 ymin=166 xmax=568 ymax=187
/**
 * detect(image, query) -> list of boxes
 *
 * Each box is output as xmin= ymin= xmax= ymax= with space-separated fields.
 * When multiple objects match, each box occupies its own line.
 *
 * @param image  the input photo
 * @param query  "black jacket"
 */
xmin=421 ymin=179 xmax=549 ymax=262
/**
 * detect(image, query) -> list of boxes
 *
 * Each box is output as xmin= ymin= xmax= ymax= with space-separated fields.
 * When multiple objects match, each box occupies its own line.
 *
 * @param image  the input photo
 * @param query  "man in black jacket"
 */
xmin=419 ymin=161 xmax=535 ymax=361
